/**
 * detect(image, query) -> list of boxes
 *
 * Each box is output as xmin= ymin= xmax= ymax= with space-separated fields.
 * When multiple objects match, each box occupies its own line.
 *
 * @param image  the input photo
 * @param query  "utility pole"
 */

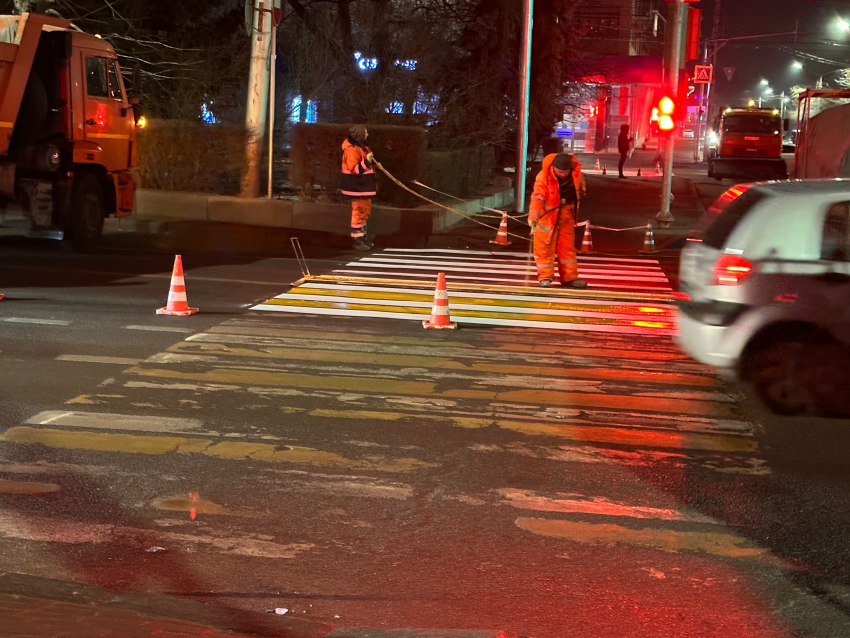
xmin=658 ymin=0 xmax=686 ymax=226
xmin=241 ymin=0 xmax=273 ymax=198
xmin=699 ymin=0 xmax=722 ymax=163
xmin=515 ymin=0 xmax=534 ymax=215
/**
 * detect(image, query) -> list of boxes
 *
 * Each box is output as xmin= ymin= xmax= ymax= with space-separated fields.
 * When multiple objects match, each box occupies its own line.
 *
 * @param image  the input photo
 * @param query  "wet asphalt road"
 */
xmin=1 ymin=237 xmax=850 ymax=638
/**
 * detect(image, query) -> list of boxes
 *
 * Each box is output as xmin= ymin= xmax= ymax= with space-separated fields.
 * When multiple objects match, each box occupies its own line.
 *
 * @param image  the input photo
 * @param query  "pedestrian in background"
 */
xmin=528 ymin=152 xmax=587 ymax=289
xmin=341 ymin=125 xmax=377 ymax=251
xmin=618 ymin=124 xmax=633 ymax=179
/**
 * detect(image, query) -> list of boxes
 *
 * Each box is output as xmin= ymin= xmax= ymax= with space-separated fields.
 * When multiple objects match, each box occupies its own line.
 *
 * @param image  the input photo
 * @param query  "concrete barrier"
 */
xmin=120 ymin=186 xmax=515 ymax=238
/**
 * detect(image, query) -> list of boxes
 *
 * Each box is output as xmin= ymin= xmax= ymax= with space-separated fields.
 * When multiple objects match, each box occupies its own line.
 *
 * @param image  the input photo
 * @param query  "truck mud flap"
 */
xmin=709 ymin=158 xmax=788 ymax=181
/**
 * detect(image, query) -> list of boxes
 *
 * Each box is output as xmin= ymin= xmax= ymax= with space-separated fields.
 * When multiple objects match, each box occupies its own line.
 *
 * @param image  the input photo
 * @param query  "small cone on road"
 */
xmin=602 ymin=164 xmax=607 ymax=176
xmin=489 ymin=211 xmax=513 ymax=246
xmin=640 ymin=221 xmax=657 ymax=253
xmin=595 ymin=158 xmax=600 ymax=170
xmin=423 ymin=272 xmax=457 ymax=330
xmin=157 ymin=255 xmax=199 ymax=316
xmin=636 ymin=167 xmax=642 ymax=177
xmin=0 ymin=293 xmax=4 ymax=301
xmin=656 ymin=160 xmax=661 ymax=174
xmin=581 ymin=224 xmax=594 ymax=253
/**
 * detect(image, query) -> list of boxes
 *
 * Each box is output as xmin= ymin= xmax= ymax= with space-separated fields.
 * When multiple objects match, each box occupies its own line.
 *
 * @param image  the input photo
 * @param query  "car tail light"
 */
xmin=713 ymin=254 xmax=752 ymax=285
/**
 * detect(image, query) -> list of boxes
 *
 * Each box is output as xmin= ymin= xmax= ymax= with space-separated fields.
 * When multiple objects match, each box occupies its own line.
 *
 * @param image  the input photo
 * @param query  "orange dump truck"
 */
xmin=0 ymin=12 xmax=138 ymax=249
xmin=707 ymin=107 xmax=788 ymax=182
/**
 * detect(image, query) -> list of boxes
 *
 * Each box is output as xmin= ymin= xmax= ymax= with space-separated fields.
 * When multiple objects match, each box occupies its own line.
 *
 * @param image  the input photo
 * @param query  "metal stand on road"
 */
xmin=290 ymin=237 xmax=311 ymax=279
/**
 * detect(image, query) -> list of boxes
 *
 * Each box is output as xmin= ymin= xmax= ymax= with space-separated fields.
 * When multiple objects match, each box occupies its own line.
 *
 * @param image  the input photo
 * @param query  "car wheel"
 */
xmin=741 ymin=337 xmax=812 ymax=415
xmin=66 ymin=173 xmax=104 ymax=252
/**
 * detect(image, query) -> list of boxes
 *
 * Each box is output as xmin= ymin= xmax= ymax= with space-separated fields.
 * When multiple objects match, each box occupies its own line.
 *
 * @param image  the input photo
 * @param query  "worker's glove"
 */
xmin=366 ymin=152 xmax=375 ymax=164
xmin=529 ymin=219 xmax=537 ymax=231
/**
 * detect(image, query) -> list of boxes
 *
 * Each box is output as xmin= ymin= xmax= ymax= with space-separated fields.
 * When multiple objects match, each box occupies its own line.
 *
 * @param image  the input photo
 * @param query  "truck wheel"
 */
xmin=67 ymin=173 xmax=104 ymax=252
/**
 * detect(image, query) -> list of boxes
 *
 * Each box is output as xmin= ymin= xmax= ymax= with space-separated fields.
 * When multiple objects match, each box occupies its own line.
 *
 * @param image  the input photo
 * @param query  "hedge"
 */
xmin=419 ymin=146 xmax=495 ymax=201
xmin=134 ymin=120 xmax=248 ymax=196
xmin=290 ymin=123 xmax=427 ymax=207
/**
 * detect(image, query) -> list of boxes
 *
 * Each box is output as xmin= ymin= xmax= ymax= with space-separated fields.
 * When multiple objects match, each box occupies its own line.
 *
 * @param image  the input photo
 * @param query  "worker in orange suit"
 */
xmin=528 ymin=152 xmax=587 ymax=288
xmin=340 ymin=125 xmax=377 ymax=251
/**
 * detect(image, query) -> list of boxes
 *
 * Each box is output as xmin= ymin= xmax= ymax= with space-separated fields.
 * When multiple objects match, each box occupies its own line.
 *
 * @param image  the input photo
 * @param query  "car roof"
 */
xmin=748 ymin=179 xmax=850 ymax=196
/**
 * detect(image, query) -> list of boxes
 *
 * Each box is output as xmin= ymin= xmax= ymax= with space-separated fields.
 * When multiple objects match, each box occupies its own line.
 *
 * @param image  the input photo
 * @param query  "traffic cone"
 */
xmin=656 ymin=161 xmax=661 ymax=174
xmin=595 ymin=158 xmax=600 ymax=170
xmin=0 ymin=292 xmax=4 ymax=301
xmin=489 ymin=211 xmax=512 ymax=246
xmin=640 ymin=222 xmax=657 ymax=253
xmin=636 ymin=167 xmax=642 ymax=177
xmin=581 ymin=224 xmax=594 ymax=253
xmin=602 ymin=165 xmax=607 ymax=176
xmin=157 ymin=255 xmax=198 ymax=316
xmin=422 ymin=272 xmax=457 ymax=330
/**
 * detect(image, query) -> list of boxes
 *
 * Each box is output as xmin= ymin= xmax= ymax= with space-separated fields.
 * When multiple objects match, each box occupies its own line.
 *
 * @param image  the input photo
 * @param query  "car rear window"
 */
xmin=704 ymin=188 xmax=768 ymax=249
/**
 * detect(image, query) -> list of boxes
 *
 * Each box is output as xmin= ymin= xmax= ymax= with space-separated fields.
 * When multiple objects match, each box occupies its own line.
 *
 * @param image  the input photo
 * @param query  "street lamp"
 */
xmin=760 ymin=79 xmax=770 ymax=86
xmin=792 ymin=61 xmax=803 ymax=70
xmin=764 ymin=87 xmax=774 ymax=95
xmin=838 ymin=18 xmax=850 ymax=32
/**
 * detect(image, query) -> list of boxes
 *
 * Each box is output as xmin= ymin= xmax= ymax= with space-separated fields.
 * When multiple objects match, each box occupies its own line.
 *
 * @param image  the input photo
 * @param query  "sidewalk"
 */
xmin=0 ymin=571 xmax=515 ymax=638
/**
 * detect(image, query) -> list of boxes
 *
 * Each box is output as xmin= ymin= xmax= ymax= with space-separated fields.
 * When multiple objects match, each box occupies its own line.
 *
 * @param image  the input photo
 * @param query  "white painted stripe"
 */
xmin=298 ymin=283 xmax=676 ymax=309
xmin=168 ymin=291 xmax=188 ymax=302
xmin=25 ymin=410 xmax=204 ymax=434
xmin=383 ymin=248 xmax=663 ymax=264
xmin=251 ymin=304 xmax=674 ymax=335
xmin=366 ymin=254 xmax=665 ymax=272
xmin=55 ymin=355 xmax=142 ymax=365
xmin=124 ymin=325 xmax=196 ymax=333
xmin=278 ymin=292 xmax=675 ymax=322
xmin=360 ymin=256 xmax=664 ymax=275
xmin=332 ymin=269 xmax=673 ymax=291
xmin=2 ymin=317 xmax=71 ymax=326
xmin=354 ymin=259 xmax=669 ymax=280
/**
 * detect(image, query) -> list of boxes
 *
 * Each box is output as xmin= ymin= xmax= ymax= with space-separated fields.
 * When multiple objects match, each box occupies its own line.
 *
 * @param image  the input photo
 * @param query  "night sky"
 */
xmin=698 ymin=0 xmax=850 ymax=107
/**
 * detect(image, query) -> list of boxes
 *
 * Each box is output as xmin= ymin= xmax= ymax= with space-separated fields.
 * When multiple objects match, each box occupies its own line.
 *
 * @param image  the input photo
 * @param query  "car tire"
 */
xmin=741 ymin=337 xmax=812 ymax=415
xmin=66 ymin=173 xmax=104 ymax=252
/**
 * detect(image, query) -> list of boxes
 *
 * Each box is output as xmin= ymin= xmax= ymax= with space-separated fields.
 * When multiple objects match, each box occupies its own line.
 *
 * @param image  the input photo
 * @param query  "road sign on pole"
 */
xmin=694 ymin=65 xmax=713 ymax=84
xmin=724 ymin=67 xmax=735 ymax=81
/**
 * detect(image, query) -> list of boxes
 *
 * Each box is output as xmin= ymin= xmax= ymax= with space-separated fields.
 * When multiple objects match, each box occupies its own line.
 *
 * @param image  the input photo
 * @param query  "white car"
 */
xmin=676 ymin=180 xmax=850 ymax=415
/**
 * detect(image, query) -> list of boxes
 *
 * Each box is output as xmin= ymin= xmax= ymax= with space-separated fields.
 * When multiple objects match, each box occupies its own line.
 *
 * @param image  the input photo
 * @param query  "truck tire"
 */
xmin=67 ymin=173 xmax=104 ymax=252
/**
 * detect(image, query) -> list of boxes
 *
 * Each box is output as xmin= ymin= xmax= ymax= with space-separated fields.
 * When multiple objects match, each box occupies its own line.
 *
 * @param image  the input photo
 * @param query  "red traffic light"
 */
xmin=657 ymin=96 xmax=676 ymax=131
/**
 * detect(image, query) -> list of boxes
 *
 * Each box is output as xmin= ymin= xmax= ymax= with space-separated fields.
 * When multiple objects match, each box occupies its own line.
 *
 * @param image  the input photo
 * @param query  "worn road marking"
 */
xmin=124 ymin=325 xmax=196 ymax=333
xmin=55 ymin=355 xmax=142 ymax=365
xmin=26 ymin=411 xmax=205 ymax=434
xmin=2 ymin=317 xmax=71 ymax=325
xmin=516 ymin=517 xmax=767 ymax=559
xmin=498 ymin=489 xmax=719 ymax=524
xmin=0 ymin=478 xmax=63 ymax=495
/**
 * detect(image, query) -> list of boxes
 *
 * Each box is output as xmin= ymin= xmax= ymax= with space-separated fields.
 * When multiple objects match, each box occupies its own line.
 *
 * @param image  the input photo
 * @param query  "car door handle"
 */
xmin=85 ymin=119 xmax=96 ymax=126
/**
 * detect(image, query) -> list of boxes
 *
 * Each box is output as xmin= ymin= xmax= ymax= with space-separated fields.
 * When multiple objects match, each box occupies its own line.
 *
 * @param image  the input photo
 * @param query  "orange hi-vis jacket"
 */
xmin=528 ymin=153 xmax=586 ymax=238
xmin=340 ymin=138 xmax=377 ymax=198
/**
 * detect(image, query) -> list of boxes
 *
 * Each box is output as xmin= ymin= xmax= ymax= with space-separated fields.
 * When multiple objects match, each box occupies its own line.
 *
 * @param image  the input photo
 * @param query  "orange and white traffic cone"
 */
xmin=422 ymin=272 xmax=457 ymax=330
xmin=489 ymin=211 xmax=512 ymax=246
xmin=636 ymin=167 xmax=642 ymax=177
xmin=595 ymin=158 xmax=600 ymax=170
xmin=157 ymin=255 xmax=198 ymax=316
xmin=640 ymin=222 xmax=657 ymax=253
xmin=656 ymin=160 xmax=661 ymax=174
xmin=581 ymin=224 xmax=594 ymax=253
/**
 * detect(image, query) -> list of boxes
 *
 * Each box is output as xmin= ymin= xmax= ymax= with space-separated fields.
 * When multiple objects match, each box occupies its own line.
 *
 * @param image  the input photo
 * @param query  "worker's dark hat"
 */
xmin=552 ymin=153 xmax=574 ymax=170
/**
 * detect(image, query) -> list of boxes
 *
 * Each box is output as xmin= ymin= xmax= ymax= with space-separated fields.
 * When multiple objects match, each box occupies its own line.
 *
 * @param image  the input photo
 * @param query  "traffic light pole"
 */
xmin=658 ymin=0 xmax=686 ymax=226
xmin=515 ymin=0 xmax=534 ymax=216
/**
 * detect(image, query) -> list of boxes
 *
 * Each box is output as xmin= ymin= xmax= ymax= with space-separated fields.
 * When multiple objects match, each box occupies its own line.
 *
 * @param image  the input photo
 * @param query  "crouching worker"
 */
xmin=528 ymin=152 xmax=587 ymax=289
xmin=341 ymin=125 xmax=377 ymax=251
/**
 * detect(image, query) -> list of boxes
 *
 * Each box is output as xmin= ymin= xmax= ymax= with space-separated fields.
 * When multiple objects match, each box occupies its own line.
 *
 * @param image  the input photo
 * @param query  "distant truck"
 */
xmin=707 ymin=107 xmax=788 ymax=182
xmin=0 ymin=12 xmax=138 ymax=249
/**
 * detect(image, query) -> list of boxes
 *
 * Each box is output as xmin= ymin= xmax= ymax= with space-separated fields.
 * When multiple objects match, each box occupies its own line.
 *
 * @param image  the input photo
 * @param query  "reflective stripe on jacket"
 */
xmin=340 ymin=138 xmax=377 ymax=198
xmin=528 ymin=153 xmax=586 ymax=226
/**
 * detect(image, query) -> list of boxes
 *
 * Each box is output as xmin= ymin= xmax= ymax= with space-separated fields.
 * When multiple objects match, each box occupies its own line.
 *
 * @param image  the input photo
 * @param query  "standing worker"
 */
xmin=528 ymin=153 xmax=587 ymax=289
xmin=340 ymin=125 xmax=377 ymax=251
xmin=617 ymin=124 xmax=633 ymax=179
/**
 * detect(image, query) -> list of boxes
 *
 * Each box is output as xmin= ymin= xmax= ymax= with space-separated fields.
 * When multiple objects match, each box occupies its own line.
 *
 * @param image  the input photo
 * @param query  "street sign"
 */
xmin=694 ymin=65 xmax=713 ymax=84
xmin=724 ymin=67 xmax=736 ymax=81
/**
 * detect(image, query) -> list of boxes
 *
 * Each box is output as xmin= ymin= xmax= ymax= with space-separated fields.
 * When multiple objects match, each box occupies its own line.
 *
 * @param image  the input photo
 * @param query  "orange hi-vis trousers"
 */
xmin=533 ymin=203 xmax=578 ymax=282
xmin=350 ymin=198 xmax=372 ymax=238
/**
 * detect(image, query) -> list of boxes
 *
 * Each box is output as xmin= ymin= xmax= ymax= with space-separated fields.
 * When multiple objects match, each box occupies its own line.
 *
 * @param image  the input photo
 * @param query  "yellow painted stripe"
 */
xmin=309 ymin=409 xmax=493 ymax=429
xmin=516 ymin=517 xmax=767 ymax=559
xmin=124 ymin=367 xmax=732 ymax=418
xmin=262 ymin=298 xmax=676 ymax=330
xmin=86 ymin=133 xmax=130 ymax=140
xmin=0 ymin=427 xmax=433 ymax=473
xmin=287 ymin=287 xmax=676 ymax=316
xmin=170 ymin=342 xmax=717 ymax=387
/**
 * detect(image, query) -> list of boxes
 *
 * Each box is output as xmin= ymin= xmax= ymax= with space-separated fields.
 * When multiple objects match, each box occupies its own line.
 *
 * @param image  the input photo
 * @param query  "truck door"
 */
xmin=82 ymin=53 xmax=131 ymax=171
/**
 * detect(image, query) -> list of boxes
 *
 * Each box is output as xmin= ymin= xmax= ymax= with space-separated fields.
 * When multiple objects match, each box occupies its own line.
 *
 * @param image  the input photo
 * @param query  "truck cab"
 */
xmin=708 ymin=107 xmax=788 ymax=182
xmin=0 ymin=13 xmax=138 ymax=249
